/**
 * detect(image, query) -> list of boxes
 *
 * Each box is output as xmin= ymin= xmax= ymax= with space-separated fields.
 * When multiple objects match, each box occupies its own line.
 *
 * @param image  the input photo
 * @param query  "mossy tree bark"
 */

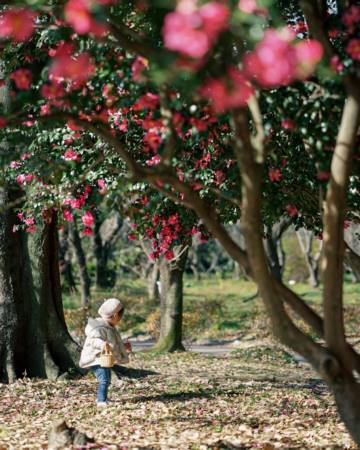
xmin=154 ymin=246 xmax=188 ymax=352
xmin=0 ymin=191 xmax=80 ymax=382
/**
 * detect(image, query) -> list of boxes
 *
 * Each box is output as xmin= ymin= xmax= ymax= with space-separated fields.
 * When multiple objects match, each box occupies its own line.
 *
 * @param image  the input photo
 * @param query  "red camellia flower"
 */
xmin=163 ymin=1 xmax=229 ymax=58
xmin=82 ymin=211 xmax=94 ymax=227
xmin=281 ymin=118 xmax=296 ymax=130
xmin=200 ymin=67 xmax=254 ymax=112
xmin=346 ymin=38 xmax=360 ymax=61
xmin=10 ymin=69 xmax=32 ymax=90
xmin=164 ymin=250 xmax=175 ymax=260
xmin=285 ymin=204 xmax=298 ymax=217
xmin=41 ymin=82 xmax=66 ymax=99
xmin=0 ymin=8 xmax=36 ymax=42
xmin=0 ymin=117 xmax=7 ymax=128
xmin=268 ymin=168 xmax=282 ymax=182
xmin=49 ymin=52 xmax=95 ymax=84
xmin=82 ymin=228 xmax=93 ymax=236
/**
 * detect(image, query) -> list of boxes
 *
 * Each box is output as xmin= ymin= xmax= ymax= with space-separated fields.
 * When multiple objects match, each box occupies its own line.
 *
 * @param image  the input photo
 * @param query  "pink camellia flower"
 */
xmin=281 ymin=118 xmax=296 ymax=130
xmin=25 ymin=174 xmax=35 ymax=183
xmin=41 ymin=82 xmax=66 ymax=99
xmin=0 ymin=8 xmax=36 ymax=42
xmin=145 ymin=155 xmax=161 ymax=166
xmin=285 ymin=204 xmax=298 ymax=217
xmin=268 ymin=168 xmax=282 ymax=182
xmin=342 ymin=5 xmax=360 ymax=33
xmin=0 ymin=117 xmax=7 ymax=128
xmin=16 ymin=174 xmax=26 ymax=184
xmin=21 ymin=152 xmax=31 ymax=160
xmin=82 ymin=211 xmax=94 ymax=227
xmin=330 ymin=55 xmax=344 ymax=73
xmin=49 ymin=52 xmax=95 ymax=84
xmin=238 ymin=0 xmax=267 ymax=15
xmin=64 ymin=0 xmax=108 ymax=36
xmin=10 ymin=69 xmax=32 ymax=90
xmin=244 ymin=29 xmax=297 ymax=87
xmin=200 ymin=67 xmax=254 ymax=112
xmin=25 ymin=225 xmax=37 ymax=233
xmin=82 ymin=228 xmax=93 ymax=236
xmin=63 ymin=209 xmax=74 ymax=222
xmin=10 ymin=161 xmax=21 ymax=169
xmin=346 ymin=38 xmax=360 ymax=61
xmin=63 ymin=149 xmax=81 ymax=161
xmin=294 ymin=39 xmax=324 ymax=79
xmin=97 ymin=179 xmax=106 ymax=189
xmin=128 ymin=234 xmax=137 ymax=241
xmin=163 ymin=2 xmax=229 ymax=58
xmin=244 ymin=29 xmax=323 ymax=87
xmin=24 ymin=217 xmax=35 ymax=226
xmin=131 ymin=56 xmax=149 ymax=82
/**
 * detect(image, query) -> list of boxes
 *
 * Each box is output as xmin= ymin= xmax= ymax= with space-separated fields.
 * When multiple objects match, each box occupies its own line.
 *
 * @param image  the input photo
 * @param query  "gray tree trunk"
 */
xmin=154 ymin=247 xmax=188 ymax=352
xmin=147 ymin=263 xmax=160 ymax=302
xmin=0 ymin=189 xmax=80 ymax=382
xmin=296 ymin=228 xmax=321 ymax=287
xmin=69 ymin=221 xmax=91 ymax=307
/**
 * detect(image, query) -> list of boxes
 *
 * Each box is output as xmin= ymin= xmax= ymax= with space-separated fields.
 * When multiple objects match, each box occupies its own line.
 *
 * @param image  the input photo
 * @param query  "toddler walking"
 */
xmin=79 ymin=298 xmax=132 ymax=407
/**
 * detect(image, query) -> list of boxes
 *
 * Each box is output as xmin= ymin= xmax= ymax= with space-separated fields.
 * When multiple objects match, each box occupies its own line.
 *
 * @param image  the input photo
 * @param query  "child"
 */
xmin=79 ymin=298 xmax=132 ymax=407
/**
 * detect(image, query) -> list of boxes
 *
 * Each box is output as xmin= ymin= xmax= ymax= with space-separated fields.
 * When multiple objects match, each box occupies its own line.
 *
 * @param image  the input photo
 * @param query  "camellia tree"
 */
xmin=1 ymin=0 xmax=360 ymax=442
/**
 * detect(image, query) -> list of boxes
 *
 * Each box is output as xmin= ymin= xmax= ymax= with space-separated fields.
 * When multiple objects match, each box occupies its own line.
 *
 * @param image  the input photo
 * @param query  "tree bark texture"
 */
xmin=296 ymin=229 xmax=321 ymax=287
xmin=59 ymin=227 xmax=77 ymax=292
xmin=154 ymin=247 xmax=188 ymax=352
xmin=0 ymin=191 xmax=80 ymax=382
xmin=69 ymin=221 xmax=91 ymax=307
xmin=92 ymin=213 xmax=122 ymax=289
xmin=147 ymin=263 xmax=160 ymax=302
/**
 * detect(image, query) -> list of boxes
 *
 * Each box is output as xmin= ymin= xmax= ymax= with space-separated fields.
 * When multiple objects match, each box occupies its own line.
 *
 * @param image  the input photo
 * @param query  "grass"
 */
xmin=63 ymin=274 xmax=360 ymax=343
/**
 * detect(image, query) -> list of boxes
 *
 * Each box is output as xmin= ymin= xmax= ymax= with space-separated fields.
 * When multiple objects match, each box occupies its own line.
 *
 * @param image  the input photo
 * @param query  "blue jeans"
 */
xmin=90 ymin=365 xmax=112 ymax=402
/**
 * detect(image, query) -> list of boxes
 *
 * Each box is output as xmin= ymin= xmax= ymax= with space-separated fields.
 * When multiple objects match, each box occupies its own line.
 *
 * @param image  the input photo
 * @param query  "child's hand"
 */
xmin=124 ymin=342 xmax=132 ymax=352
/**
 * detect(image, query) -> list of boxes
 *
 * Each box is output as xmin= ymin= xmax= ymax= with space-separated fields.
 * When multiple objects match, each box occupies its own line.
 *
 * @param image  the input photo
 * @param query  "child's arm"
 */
xmin=88 ymin=328 xmax=110 ymax=352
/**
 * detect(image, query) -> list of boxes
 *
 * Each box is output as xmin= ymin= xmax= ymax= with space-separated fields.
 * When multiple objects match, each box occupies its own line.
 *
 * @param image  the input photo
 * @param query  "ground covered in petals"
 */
xmin=0 ymin=347 xmax=356 ymax=449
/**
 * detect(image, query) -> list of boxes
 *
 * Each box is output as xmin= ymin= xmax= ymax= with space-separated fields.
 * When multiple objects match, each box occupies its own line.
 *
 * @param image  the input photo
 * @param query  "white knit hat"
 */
xmin=98 ymin=298 xmax=123 ymax=319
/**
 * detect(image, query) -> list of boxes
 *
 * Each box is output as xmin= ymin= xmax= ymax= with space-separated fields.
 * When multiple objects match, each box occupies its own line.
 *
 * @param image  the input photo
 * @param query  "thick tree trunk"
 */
xmin=154 ymin=247 xmax=188 ymax=352
xmin=147 ymin=263 xmax=160 ymax=302
xmin=0 ymin=190 xmax=80 ymax=382
xmin=69 ymin=221 xmax=91 ymax=307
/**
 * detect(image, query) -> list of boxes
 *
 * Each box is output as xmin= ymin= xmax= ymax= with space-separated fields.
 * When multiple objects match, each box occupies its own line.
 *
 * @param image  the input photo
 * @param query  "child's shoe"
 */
xmin=96 ymin=401 xmax=108 ymax=408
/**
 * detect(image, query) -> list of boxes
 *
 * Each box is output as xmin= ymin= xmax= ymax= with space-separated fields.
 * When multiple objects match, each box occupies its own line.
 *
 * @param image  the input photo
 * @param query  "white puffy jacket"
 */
xmin=79 ymin=317 xmax=129 ymax=368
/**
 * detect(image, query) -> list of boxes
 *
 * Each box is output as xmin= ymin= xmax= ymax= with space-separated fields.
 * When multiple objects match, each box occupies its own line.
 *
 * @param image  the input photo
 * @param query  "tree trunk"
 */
xmin=0 ymin=189 xmax=80 ymax=382
xmin=154 ymin=247 xmax=188 ymax=352
xmin=92 ymin=213 xmax=122 ymax=289
xmin=296 ymin=229 xmax=321 ymax=287
xmin=147 ymin=263 xmax=160 ymax=302
xmin=69 ymin=221 xmax=91 ymax=307
xmin=59 ymin=226 xmax=77 ymax=293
